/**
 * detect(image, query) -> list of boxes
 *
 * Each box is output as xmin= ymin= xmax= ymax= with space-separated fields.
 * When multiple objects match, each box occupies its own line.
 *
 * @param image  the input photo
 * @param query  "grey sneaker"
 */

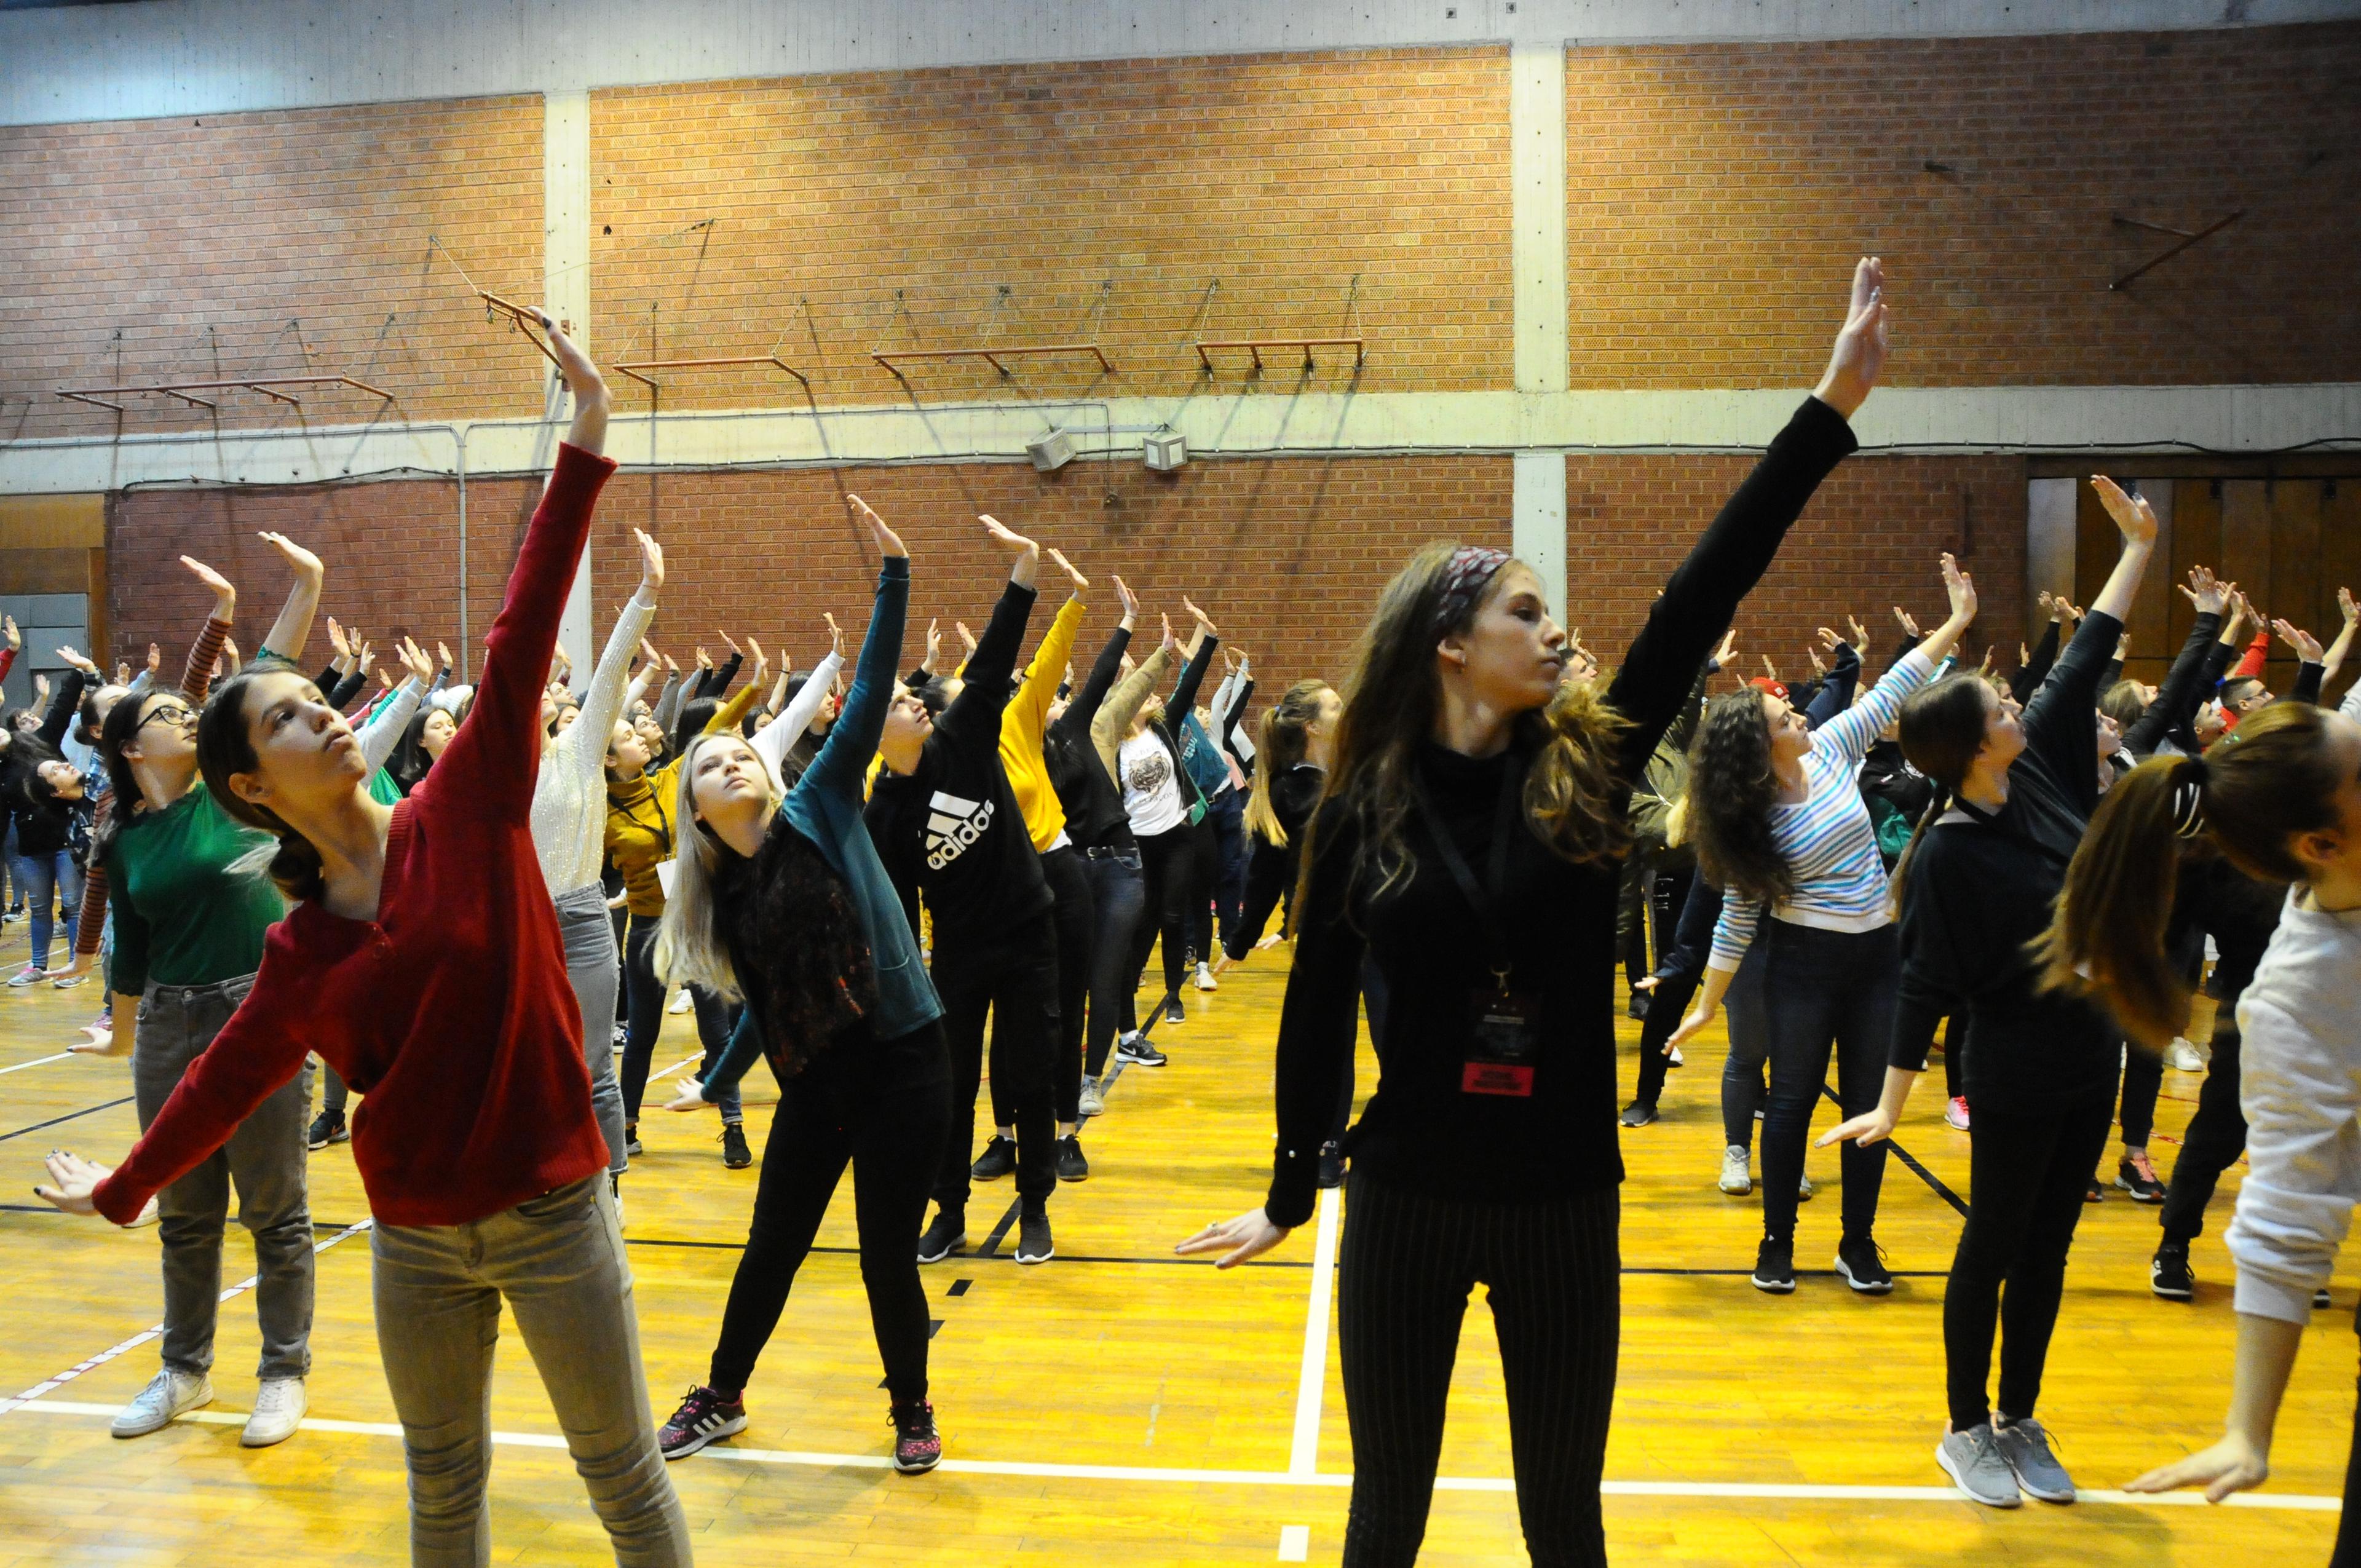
xmin=242 ymin=1376 xmax=306 ymax=1447
xmin=111 ymin=1368 xmax=213 ymax=1438
xmin=1936 ymin=1423 xmax=2022 ymax=1508
xmin=1077 ymin=1077 xmax=1105 ymax=1119
xmin=1994 ymin=1417 xmax=2075 ymax=1503
xmin=1718 ymin=1145 xmax=1752 ymax=1195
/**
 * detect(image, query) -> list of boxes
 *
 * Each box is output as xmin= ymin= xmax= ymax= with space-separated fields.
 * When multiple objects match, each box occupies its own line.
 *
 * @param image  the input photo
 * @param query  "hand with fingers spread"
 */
xmin=1813 ymin=255 xmax=1890 ymax=420
xmin=1174 ymin=1207 xmax=1293 ymax=1269
xmin=2179 ymin=567 xmax=2229 ymax=617
xmin=1711 ymin=627 xmax=1739 ymax=670
xmin=33 ymin=1149 xmax=111 ymax=1217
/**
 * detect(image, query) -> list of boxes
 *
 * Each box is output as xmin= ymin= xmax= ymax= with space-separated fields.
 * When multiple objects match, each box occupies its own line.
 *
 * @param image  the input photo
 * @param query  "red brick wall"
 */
xmin=0 ymin=96 xmax=548 ymax=440
xmin=103 ymin=454 xmax=2027 ymax=713
xmin=588 ymin=49 xmax=1513 ymax=408
xmin=1566 ymin=22 xmax=2361 ymax=387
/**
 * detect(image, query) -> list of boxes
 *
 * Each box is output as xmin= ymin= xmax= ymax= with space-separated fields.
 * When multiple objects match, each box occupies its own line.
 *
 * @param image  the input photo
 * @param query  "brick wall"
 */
xmin=588 ymin=50 xmax=1513 ymax=408
xmin=1566 ymin=22 xmax=2361 ymax=387
xmin=0 ymin=96 xmax=548 ymax=441
xmin=103 ymin=453 xmax=2027 ymax=716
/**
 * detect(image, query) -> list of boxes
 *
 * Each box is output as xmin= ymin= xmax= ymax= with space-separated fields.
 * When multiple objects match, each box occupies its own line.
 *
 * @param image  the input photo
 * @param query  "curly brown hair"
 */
xmin=1684 ymin=689 xmax=1795 ymax=906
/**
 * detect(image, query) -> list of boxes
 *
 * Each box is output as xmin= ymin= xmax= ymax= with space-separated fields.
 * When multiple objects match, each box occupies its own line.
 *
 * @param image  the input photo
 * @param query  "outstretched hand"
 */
xmin=1174 ymin=1207 xmax=1293 ymax=1269
xmin=1813 ymin=255 xmax=1889 ymax=420
xmin=2180 ymin=567 xmax=2230 ymax=617
xmin=2273 ymin=618 xmax=2324 ymax=665
xmin=635 ymin=528 xmax=665 ymax=592
xmin=845 ymin=493 xmax=906 ymax=559
xmin=1046 ymin=546 xmax=1088 ymax=593
xmin=34 ymin=1149 xmax=110 ymax=1217
xmin=1113 ymin=574 xmax=1141 ymax=628
xmin=825 ymin=611 xmax=844 ymax=659
xmin=257 ymin=531 xmax=324 ymax=585
xmin=180 ymin=555 xmax=237 ymax=612
xmin=662 ymin=1079 xmax=718 ymax=1113
xmin=2090 ymin=476 xmax=2159 ymax=548
xmin=1817 ymin=1109 xmax=1897 ymax=1149
xmin=68 ymin=1018 xmax=124 ymax=1057
xmin=2126 ymin=1432 xmax=2270 ymax=1503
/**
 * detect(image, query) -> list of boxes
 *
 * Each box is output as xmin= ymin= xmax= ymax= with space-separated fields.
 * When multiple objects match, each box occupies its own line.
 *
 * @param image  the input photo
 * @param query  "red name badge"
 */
xmin=1461 ymin=1061 xmax=1535 ymax=1096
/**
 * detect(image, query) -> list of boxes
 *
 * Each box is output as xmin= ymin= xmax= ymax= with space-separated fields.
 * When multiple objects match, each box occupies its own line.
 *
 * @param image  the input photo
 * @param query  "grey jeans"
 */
xmin=555 ymin=882 xmax=629 ymax=1174
xmin=371 ymin=1176 xmax=690 ymax=1567
xmin=131 ymin=972 xmax=315 ymax=1380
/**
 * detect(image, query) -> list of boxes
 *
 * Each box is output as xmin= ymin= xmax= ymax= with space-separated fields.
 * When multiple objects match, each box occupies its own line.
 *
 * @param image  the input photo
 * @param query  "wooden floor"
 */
xmin=0 ymin=911 xmax=2349 ymax=1567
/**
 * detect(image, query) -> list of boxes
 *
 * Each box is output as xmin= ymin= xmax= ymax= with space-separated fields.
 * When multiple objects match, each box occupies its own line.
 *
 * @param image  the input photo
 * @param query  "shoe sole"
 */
xmin=661 ymin=1414 xmax=748 ymax=1460
xmin=240 ymin=1414 xmax=304 ymax=1448
xmin=1117 ymin=1054 xmax=1167 ymax=1068
xmin=1057 ymin=1166 xmax=1089 ymax=1183
xmin=1750 ymin=1272 xmax=1795 ymax=1294
xmin=917 ymin=1236 xmax=967 ymax=1264
xmin=112 ymin=1389 xmax=213 ymax=1439
xmin=1016 ymin=1246 xmax=1053 ymax=1265
xmin=971 ymin=1166 xmax=1012 ymax=1181
xmin=2151 ymin=1275 xmax=2194 ymax=1301
xmin=1833 ymin=1257 xmax=1894 ymax=1295
xmin=894 ymin=1450 xmax=942 ymax=1475
xmin=2113 ymin=1179 xmax=2164 ymax=1204
xmin=1621 ymin=1109 xmax=1658 ymax=1128
xmin=1936 ymin=1441 xmax=2022 ymax=1508
xmin=1719 ymin=1179 xmax=1752 ymax=1195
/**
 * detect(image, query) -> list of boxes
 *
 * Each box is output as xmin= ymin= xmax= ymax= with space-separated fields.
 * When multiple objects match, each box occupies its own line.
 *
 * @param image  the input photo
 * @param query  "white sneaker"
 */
xmin=128 ymin=1195 xmax=161 ymax=1229
xmin=1719 ymin=1145 xmax=1752 ymax=1195
xmin=241 ymin=1376 xmax=306 ymax=1447
xmin=666 ymin=989 xmax=694 ymax=1016
xmin=111 ymin=1368 xmax=213 ymax=1438
xmin=1194 ymin=961 xmax=1217 ymax=992
xmin=2165 ymin=1037 xmax=2207 ymax=1072
xmin=1797 ymin=1171 xmax=1815 ymax=1201
xmin=1077 ymin=1077 xmax=1105 ymax=1118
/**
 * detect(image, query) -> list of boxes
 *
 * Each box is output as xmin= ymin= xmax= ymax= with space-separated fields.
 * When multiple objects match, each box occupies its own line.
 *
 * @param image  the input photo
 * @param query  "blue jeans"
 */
xmin=1080 ymin=845 xmax=1146 ymax=1079
xmin=1192 ymin=788 xmax=1249 ymax=959
xmin=15 ymin=847 xmax=81 ymax=972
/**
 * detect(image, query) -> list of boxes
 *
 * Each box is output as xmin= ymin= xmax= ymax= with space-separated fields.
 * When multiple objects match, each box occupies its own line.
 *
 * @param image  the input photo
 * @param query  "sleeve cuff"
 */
xmin=2234 ymin=1270 xmax=2319 ymax=1326
xmin=92 ymin=1171 xmax=149 ymax=1227
xmin=1704 ymin=954 xmax=1742 ymax=975
xmin=1266 ymin=1147 xmax=1319 ymax=1230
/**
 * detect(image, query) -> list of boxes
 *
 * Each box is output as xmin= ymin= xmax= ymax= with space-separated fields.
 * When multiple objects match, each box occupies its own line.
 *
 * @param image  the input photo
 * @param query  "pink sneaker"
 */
xmin=1945 ymin=1096 xmax=1971 ymax=1131
xmin=6 ymin=964 xmax=46 ymax=988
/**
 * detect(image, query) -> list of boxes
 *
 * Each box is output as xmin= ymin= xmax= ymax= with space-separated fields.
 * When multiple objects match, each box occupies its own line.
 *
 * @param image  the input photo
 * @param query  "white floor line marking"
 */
xmin=0 ymin=1218 xmax=372 ymax=1416
xmin=1 ymin=1398 xmax=2342 ymax=1510
xmin=0 ymin=1051 xmax=73 ymax=1075
xmin=1287 ymin=1184 xmax=1342 ymax=1477
xmin=1278 ymin=1523 xmax=1311 ymax=1560
xmin=649 ymin=1053 xmax=702 ymax=1083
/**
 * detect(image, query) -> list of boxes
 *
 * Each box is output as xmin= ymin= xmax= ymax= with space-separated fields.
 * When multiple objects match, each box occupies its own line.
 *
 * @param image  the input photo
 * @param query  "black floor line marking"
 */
xmin=975 ymin=1200 xmax=1022 ymax=1258
xmin=1816 ymin=1082 xmax=1969 ymax=1219
xmin=0 ymin=1096 xmax=134 ymax=1145
xmin=947 ymin=1279 xmax=971 ymax=1296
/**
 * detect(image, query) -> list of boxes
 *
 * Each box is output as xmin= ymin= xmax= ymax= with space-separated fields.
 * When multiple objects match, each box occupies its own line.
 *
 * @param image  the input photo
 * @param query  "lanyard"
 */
xmin=1409 ymin=759 xmax=1523 ymax=992
xmin=619 ymin=780 xmax=673 ymax=858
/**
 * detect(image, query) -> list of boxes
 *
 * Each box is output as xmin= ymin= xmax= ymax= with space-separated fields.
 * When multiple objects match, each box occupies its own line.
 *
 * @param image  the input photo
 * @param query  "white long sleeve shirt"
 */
xmin=531 ymin=588 xmax=658 ymax=898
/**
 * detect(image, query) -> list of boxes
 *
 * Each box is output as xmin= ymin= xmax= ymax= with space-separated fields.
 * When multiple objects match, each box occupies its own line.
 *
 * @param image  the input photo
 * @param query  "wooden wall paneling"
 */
xmin=2317 ymin=478 xmax=2361 ymax=708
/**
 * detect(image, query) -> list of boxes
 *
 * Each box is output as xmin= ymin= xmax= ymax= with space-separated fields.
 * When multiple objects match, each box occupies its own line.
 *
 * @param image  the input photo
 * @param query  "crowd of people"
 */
xmin=9 ymin=263 xmax=2361 ymax=1568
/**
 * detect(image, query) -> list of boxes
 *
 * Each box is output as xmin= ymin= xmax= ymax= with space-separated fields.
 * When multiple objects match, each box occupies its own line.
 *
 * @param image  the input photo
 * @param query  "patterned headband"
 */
xmin=1431 ymin=545 xmax=1512 ymax=636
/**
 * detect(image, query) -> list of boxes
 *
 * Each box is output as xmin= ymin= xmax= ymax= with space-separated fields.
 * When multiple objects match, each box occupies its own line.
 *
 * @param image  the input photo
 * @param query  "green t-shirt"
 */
xmin=104 ymin=786 xmax=287 ymax=994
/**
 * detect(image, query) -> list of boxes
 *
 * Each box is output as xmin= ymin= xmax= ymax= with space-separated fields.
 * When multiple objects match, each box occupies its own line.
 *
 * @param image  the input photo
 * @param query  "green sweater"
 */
xmin=104 ymin=787 xmax=287 ymax=995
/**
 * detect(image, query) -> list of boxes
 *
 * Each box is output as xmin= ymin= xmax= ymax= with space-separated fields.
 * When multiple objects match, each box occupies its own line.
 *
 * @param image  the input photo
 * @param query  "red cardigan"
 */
xmin=94 ymin=445 xmax=617 ymax=1229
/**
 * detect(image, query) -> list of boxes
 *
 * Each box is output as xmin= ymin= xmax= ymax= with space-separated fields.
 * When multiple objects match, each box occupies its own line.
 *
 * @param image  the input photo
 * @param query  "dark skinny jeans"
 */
xmin=1081 ymin=845 xmax=1147 ymax=1079
xmin=1027 ymin=844 xmax=1094 ymax=1127
xmin=2161 ymin=1017 xmax=2247 ymax=1244
xmin=1121 ymin=821 xmax=1200 ymax=1032
xmin=1756 ymin=921 xmax=1897 ymax=1248
xmin=619 ymin=910 xmax=734 ymax=1125
xmin=1718 ymin=941 xmax=1770 ymax=1149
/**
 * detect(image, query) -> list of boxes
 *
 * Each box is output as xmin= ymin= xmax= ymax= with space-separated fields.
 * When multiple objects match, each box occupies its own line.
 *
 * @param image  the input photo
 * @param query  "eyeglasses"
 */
xmin=138 ymin=703 xmax=197 ymax=733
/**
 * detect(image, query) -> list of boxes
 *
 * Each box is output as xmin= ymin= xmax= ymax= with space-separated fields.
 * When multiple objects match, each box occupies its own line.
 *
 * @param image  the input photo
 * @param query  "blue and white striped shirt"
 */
xmin=1707 ymin=647 xmax=1939 ymax=972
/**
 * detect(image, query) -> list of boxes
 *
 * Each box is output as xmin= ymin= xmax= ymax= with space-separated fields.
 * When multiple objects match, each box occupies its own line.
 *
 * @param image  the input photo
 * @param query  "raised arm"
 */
xmin=2123 ymin=570 xmax=2226 ymax=754
xmin=251 ymin=533 xmax=325 ymax=667
xmin=428 ymin=315 xmax=614 ymax=817
xmin=751 ymin=646 xmax=844 ymax=793
xmin=357 ymin=640 xmax=433 ymax=775
xmin=1814 ymin=556 xmax=1973 ymax=766
xmin=939 ymin=517 xmax=1042 ymax=737
xmin=1605 ymin=258 xmax=1884 ymax=778
xmin=801 ymin=496 xmax=910 ymax=804
xmin=555 ymin=531 xmax=662 ymax=787
xmin=1051 ymin=574 xmax=1138 ymax=746
xmin=2020 ymin=478 xmax=2155 ymax=784
xmin=1168 ymin=598 xmax=1220 ymax=719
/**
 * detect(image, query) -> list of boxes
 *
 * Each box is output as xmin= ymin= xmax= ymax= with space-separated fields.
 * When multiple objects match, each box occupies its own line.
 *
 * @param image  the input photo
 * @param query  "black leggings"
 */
xmin=2161 ymin=1018 xmax=2246 ymax=1244
xmin=2118 ymin=1039 xmax=2163 ymax=1149
xmin=1944 ymin=1094 xmax=2112 ymax=1430
xmin=706 ymin=1021 xmax=951 ymax=1403
xmin=1028 ymin=845 xmax=1094 ymax=1127
xmin=1121 ymin=822 xmax=1199 ymax=1031
xmin=619 ymin=911 xmax=733 ymax=1124
xmin=1718 ymin=941 xmax=1770 ymax=1149
xmin=931 ymin=919 xmax=1059 ymax=1216
xmin=1337 ymin=1173 xmax=1618 ymax=1568
xmin=1757 ymin=921 xmax=1896 ymax=1248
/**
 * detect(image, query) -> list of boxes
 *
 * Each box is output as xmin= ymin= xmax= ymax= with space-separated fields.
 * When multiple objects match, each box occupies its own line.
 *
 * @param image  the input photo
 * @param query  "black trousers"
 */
xmin=706 ymin=1021 xmax=951 ymax=1403
xmin=931 ymin=916 xmax=1059 ymax=1215
xmin=1757 ymin=922 xmax=1897 ymax=1248
xmin=1631 ymin=969 xmax=1699 ymax=1111
xmin=2118 ymin=1040 xmax=2163 ymax=1149
xmin=2336 ymin=1319 xmax=2361 ymax=1568
xmin=1027 ymin=845 xmax=1094 ymax=1128
xmin=619 ymin=911 xmax=734 ymax=1123
xmin=2161 ymin=1018 xmax=2247 ymax=1244
xmin=1944 ymin=1093 xmax=2113 ymax=1430
xmin=1121 ymin=822 xmax=1200 ymax=1032
xmin=1337 ymin=1173 xmax=1619 ymax=1568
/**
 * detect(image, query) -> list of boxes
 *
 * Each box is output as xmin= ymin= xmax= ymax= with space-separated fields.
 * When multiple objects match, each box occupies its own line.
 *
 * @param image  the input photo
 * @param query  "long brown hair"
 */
xmin=1301 ymin=543 xmax=1627 ymax=919
xmin=1243 ymin=679 xmax=1332 ymax=847
xmin=1685 ymin=689 xmax=1794 ymax=906
xmin=2036 ymin=702 xmax=2347 ymax=1045
xmin=194 ymin=662 xmax=330 ymax=903
xmin=1889 ymin=671 xmax=1994 ymax=906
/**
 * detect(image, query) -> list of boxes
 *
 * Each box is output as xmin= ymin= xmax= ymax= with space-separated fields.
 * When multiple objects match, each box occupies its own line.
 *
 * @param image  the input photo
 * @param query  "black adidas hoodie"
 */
xmin=866 ymin=578 xmax=1053 ymax=951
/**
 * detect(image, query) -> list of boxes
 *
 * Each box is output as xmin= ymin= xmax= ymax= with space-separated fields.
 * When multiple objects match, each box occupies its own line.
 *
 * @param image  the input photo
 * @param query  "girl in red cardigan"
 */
xmin=37 ymin=316 xmax=692 ymax=1568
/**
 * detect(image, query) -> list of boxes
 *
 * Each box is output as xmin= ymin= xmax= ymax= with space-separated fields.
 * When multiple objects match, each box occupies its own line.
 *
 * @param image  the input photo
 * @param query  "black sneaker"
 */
xmin=721 ymin=1123 xmax=752 ymax=1169
xmin=1115 ymin=1032 xmax=1168 ymax=1068
xmin=306 ymin=1108 xmax=347 ymax=1150
xmin=658 ymin=1384 xmax=746 ymax=1459
xmin=2084 ymin=1180 xmax=2102 ymax=1204
xmin=1751 ymin=1238 xmax=1796 ymax=1294
xmin=1834 ymin=1236 xmax=1894 ymax=1295
xmin=2151 ymin=1241 xmax=2195 ymax=1300
xmin=2317 ymin=1287 xmax=2335 ymax=1310
xmin=1316 ymin=1143 xmax=1346 ymax=1189
xmin=917 ymin=1208 xmax=967 ymax=1263
xmin=1054 ymin=1135 xmax=1089 ymax=1182
xmin=625 ymin=1125 xmax=644 ymax=1158
xmin=970 ymin=1134 xmax=1016 ymax=1181
xmin=1015 ymin=1209 xmax=1054 ymax=1265
xmin=2116 ymin=1152 xmax=2165 ymax=1203
xmin=1620 ymin=1100 xmax=1658 ymax=1128
xmin=1163 ymin=999 xmax=1187 ymax=1026
xmin=1627 ymin=992 xmax=1651 ymax=1020
xmin=890 ymin=1400 xmax=942 ymax=1473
